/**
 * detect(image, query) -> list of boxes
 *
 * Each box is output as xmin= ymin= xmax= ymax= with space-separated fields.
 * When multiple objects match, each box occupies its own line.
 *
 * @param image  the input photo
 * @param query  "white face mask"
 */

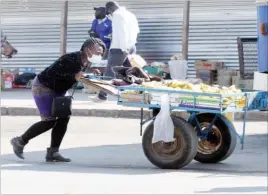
xmin=88 ymin=55 xmax=102 ymax=64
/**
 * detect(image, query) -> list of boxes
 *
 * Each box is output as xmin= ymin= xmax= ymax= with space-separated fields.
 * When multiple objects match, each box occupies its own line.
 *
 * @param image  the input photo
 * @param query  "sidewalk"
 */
xmin=1 ymin=89 xmax=267 ymax=121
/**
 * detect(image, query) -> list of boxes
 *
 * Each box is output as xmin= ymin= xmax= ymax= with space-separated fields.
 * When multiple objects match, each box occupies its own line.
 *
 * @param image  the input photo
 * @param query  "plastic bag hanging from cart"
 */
xmin=152 ymin=94 xmax=175 ymax=143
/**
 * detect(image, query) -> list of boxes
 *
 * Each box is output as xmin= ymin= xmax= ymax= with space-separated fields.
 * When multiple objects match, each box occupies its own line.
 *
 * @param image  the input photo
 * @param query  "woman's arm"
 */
xmin=75 ymin=71 xmax=84 ymax=81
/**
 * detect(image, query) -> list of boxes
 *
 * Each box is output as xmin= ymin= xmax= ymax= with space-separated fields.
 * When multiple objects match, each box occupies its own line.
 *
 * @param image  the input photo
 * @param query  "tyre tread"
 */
xmin=190 ymin=113 xmax=237 ymax=163
xmin=142 ymin=116 xmax=198 ymax=169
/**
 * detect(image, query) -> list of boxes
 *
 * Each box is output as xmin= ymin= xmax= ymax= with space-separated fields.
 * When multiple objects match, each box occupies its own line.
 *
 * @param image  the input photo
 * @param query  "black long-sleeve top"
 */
xmin=38 ymin=52 xmax=83 ymax=93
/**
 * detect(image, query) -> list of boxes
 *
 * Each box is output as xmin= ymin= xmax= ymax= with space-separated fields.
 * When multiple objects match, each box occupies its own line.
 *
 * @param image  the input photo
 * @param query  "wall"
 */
xmin=0 ymin=0 xmax=257 ymax=77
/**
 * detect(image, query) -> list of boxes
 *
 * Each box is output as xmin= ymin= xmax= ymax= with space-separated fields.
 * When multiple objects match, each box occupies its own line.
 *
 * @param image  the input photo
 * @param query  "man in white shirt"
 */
xmin=93 ymin=1 xmax=140 ymax=101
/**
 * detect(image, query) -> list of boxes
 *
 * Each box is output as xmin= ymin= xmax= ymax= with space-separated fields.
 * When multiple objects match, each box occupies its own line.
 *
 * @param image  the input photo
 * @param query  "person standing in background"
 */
xmin=88 ymin=7 xmax=112 ymax=59
xmin=92 ymin=1 xmax=140 ymax=102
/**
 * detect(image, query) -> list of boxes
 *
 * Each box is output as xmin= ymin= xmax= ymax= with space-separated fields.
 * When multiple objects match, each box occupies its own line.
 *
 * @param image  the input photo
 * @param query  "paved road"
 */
xmin=1 ymin=117 xmax=267 ymax=194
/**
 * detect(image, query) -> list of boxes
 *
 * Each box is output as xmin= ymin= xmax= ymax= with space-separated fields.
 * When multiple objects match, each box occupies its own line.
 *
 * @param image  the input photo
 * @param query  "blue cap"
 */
xmin=94 ymin=7 xmax=106 ymax=13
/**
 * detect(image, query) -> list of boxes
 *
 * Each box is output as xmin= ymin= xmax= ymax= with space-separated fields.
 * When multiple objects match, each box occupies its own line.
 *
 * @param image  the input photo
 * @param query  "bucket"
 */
xmin=168 ymin=60 xmax=188 ymax=80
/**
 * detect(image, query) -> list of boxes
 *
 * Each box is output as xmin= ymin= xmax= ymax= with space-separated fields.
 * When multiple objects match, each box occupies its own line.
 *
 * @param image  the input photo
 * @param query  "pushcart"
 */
xmin=116 ymin=86 xmax=268 ymax=169
xmin=81 ymin=77 xmax=268 ymax=169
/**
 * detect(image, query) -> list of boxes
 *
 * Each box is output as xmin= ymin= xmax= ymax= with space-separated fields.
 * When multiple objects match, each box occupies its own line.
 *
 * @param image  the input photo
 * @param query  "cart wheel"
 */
xmin=142 ymin=116 xmax=198 ymax=169
xmin=190 ymin=113 xmax=237 ymax=163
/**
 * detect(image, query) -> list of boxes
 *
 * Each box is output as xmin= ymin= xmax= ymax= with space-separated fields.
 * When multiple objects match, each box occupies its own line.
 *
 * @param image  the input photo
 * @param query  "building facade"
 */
xmin=0 ymin=0 xmax=257 ymax=77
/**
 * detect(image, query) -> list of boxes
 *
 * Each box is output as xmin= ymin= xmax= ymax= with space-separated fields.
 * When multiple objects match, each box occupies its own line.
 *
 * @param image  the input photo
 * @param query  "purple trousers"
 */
xmin=31 ymin=77 xmax=65 ymax=121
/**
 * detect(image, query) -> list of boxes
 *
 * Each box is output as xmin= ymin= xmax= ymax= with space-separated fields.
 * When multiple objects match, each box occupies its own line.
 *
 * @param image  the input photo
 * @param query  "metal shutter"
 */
xmin=0 ymin=0 xmax=257 ymax=77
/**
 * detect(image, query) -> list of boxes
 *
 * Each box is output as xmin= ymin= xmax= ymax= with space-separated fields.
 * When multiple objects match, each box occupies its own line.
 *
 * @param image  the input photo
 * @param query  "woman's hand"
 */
xmin=91 ymin=69 xmax=101 ymax=75
xmin=75 ymin=72 xmax=84 ymax=81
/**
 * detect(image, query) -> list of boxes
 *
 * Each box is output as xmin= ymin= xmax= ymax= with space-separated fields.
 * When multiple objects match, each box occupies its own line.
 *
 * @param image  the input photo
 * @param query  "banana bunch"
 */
xmin=198 ymin=83 xmax=245 ymax=108
xmin=141 ymin=81 xmax=246 ymax=108
xmin=166 ymin=81 xmax=195 ymax=91
xmin=141 ymin=81 xmax=170 ymax=90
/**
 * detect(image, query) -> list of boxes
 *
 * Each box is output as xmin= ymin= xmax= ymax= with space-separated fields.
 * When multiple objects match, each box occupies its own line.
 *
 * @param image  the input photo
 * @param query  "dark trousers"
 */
xmin=98 ymin=46 xmax=136 ymax=100
xmin=21 ymin=116 xmax=70 ymax=149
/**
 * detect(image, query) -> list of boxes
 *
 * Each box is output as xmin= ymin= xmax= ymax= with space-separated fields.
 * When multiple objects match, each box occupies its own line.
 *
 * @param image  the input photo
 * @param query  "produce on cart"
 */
xmin=117 ymin=80 xmax=268 ymax=169
xmin=80 ymin=72 xmax=268 ymax=170
xmin=121 ymin=81 xmax=247 ymax=109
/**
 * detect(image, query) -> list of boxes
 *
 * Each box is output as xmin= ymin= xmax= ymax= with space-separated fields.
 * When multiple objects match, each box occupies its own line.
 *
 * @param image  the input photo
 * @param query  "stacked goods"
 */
xmin=217 ymin=69 xmax=239 ymax=87
xmin=195 ymin=60 xmax=224 ymax=85
xmin=230 ymin=71 xmax=254 ymax=90
xmin=0 ymin=68 xmax=19 ymax=89
xmin=121 ymin=80 xmax=246 ymax=109
xmin=195 ymin=60 xmax=224 ymax=70
xmin=119 ymin=90 xmax=150 ymax=104
xmin=196 ymin=70 xmax=217 ymax=85
xmin=120 ymin=81 xmax=163 ymax=104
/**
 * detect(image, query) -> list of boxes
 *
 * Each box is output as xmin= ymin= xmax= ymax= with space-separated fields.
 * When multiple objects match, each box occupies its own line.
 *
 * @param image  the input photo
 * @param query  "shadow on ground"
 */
xmin=196 ymin=186 xmax=268 ymax=194
xmin=1 ymin=134 xmax=267 ymax=177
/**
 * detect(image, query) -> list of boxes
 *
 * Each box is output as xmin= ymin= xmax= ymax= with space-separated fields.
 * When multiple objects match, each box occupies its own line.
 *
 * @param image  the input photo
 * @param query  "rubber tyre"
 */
xmin=142 ymin=116 xmax=198 ymax=169
xmin=190 ymin=113 xmax=237 ymax=163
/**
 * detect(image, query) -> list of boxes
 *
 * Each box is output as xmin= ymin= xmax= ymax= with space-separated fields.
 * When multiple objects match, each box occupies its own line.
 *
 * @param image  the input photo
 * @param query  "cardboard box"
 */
xmin=195 ymin=60 xmax=224 ymax=70
xmin=120 ymin=93 xmax=150 ymax=104
xmin=4 ymin=74 xmax=15 ymax=89
xmin=79 ymin=77 xmax=118 ymax=96
xmin=253 ymin=72 xmax=268 ymax=91
xmin=231 ymin=71 xmax=253 ymax=89
xmin=232 ymin=75 xmax=240 ymax=86
xmin=82 ymin=84 xmax=99 ymax=94
xmin=236 ymin=79 xmax=253 ymax=89
xmin=196 ymin=70 xmax=217 ymax=85
xmin=217 ymin=69 xmax=237 ymax=87
xmin=0 ymin=68 xmax=19 ymax=89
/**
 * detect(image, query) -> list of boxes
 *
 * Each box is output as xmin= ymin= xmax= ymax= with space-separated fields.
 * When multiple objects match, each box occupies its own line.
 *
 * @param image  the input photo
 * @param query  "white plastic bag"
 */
xmin=168 ymin=60 xmax=188 ymax=80
xmin=152 ymin=94 xmax=175 ymax=143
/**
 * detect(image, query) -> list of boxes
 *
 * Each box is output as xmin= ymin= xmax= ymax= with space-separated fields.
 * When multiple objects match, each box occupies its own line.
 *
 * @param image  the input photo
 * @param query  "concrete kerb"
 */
xmin=1 ymin=106 xmax=267 ymax=121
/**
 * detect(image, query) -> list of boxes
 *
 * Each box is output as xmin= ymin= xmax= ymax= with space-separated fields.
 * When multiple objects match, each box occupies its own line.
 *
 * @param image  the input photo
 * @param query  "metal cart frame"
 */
xmin=116 ymin=86 xmax=268 ymax=169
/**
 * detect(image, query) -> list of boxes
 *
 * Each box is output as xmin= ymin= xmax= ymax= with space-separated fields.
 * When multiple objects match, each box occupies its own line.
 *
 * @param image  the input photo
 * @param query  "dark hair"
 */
xmin=80 ymin=37 xmax=106 ymax=53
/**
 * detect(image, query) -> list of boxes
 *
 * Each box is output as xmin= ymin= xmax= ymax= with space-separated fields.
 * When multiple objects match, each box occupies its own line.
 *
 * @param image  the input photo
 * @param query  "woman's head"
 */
xmin=80 ymin=37 xmax=106 ymax=64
